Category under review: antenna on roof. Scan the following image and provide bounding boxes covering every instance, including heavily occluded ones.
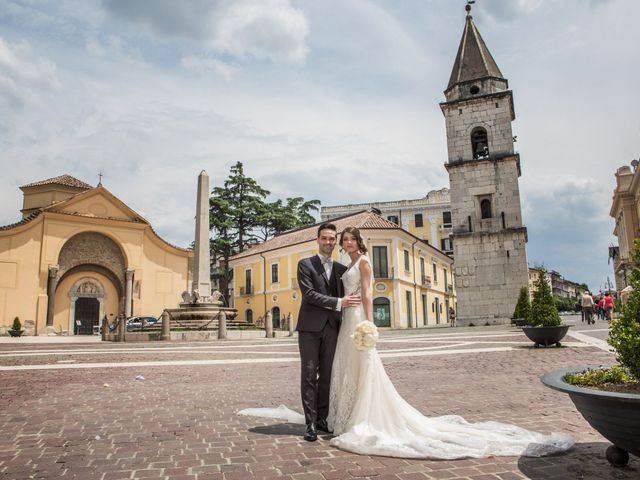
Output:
[98,172,103,187]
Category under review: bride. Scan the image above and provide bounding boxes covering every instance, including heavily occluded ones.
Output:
[240,227,574,459]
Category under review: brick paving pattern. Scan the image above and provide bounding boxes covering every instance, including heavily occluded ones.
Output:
[0,321,637,479]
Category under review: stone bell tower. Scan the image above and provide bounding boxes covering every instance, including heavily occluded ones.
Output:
[440,4,529,326]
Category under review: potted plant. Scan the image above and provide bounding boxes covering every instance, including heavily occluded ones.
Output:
[521,268,570,347]
[8,316,24,337]
[511,286,531,327]
[542,240,640,467]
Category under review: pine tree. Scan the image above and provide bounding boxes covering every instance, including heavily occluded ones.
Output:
[512,286,531,321]
[530,268,561,326]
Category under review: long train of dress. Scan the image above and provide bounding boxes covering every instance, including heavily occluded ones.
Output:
[239,255,574,459]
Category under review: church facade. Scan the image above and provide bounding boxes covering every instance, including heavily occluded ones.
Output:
[0,175,191,336]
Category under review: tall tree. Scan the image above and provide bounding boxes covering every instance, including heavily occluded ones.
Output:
[210,162,269,304]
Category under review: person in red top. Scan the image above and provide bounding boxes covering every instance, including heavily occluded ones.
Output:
[603,294,614,321]
[597,297,606,320]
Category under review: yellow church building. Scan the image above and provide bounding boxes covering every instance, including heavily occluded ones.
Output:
[229,210,456,330]
[0,175,191,336]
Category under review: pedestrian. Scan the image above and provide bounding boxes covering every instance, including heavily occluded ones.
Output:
[603,293,614,321]
[597,297,606,320]
[449,306,456,327]
[581,291,594,325]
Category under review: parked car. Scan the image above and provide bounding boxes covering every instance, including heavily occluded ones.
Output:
[126,316,160,331]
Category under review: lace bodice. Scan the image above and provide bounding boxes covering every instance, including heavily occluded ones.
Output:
[341,255,372,297]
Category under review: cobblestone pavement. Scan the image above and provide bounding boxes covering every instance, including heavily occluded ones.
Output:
[1,318,637,479]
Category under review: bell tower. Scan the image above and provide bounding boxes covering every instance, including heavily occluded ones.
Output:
[440,4,529,325]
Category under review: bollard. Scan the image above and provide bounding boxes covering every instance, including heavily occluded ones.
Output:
[265,311,273,338]
[118,314,126,342]
[287,312,294,337]
[218,311,227,339]
[161,310,171,341]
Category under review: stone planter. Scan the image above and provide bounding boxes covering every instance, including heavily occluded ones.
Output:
[522,324,569,347]
[542,366,640,466]
[8,329,24,337]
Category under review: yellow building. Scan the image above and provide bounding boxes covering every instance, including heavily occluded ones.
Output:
[0,175,191,336]
[610,164,640,292]
[321,188,453,255]
[228,210,456,329]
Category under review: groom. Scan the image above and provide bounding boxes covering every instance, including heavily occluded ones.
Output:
[296,223,360,441]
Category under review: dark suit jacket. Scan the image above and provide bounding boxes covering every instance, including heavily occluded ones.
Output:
[296,256,346,332]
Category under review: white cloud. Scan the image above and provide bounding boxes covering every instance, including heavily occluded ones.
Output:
[0,38,60,108]
[102,0,309,64]
[181,55,238,79]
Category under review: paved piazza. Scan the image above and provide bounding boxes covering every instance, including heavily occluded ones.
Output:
[1,317,637,480]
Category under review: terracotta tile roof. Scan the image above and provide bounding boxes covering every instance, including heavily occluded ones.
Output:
[230,210,403,260]
[0,210,42,231]
[20,174,93,190]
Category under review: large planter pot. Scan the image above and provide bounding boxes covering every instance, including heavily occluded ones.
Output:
[522,324,570,347]
[542,365,640,466]
[8,329,24,337]
[512,318,529,327]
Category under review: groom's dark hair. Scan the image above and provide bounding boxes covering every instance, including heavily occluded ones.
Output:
[317,222,337,237]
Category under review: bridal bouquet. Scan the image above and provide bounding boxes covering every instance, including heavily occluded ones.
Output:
[352,320,379,351]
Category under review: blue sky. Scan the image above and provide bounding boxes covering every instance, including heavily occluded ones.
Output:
[0,0,634,293]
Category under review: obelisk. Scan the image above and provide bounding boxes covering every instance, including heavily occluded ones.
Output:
[192,170,211,299]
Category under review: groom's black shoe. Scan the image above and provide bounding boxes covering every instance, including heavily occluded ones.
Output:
[304,423,317,442]
[315,419,332,434]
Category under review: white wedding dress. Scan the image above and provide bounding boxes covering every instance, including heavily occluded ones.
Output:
[239,255,574,459]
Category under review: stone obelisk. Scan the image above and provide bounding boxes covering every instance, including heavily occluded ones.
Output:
[192,170,211,299]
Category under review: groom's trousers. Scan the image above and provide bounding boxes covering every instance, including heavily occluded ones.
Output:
[298,317,339,426]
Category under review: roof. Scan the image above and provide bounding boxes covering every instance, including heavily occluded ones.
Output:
[20,174,93,190]
[230,210,445,261]
[447,13,504,90]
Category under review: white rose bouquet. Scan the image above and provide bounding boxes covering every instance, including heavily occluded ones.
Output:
[351,320,379,351]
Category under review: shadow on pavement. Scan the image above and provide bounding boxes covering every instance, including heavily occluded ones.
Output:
[518,442,639,479]
[248,422,304,436]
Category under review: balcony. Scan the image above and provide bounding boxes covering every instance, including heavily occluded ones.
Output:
[239,286,253,296]
[447,285,454,295]
[421,275,432,288]
[291,277,298,289]
[440,223,453,231]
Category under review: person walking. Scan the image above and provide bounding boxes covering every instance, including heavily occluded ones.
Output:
[581,291,595,325]
[603,293,614,321]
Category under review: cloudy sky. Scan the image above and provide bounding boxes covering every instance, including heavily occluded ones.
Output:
[0,0,634,292]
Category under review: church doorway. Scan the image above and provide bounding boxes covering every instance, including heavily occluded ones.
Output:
[272,306,281,329]
[74,297,100,335]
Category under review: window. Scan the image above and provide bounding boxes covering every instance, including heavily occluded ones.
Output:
[271,263,279,283]
[471,127,489,159]
[372,246,388,278]
[415,213,423,228]
[420,257,425,279]
[441,238,452,252]
[245,269,252,294]
[387,215,399,225]
[481,198,492,219]
[373,297,391,327]
[435,297,441,324]
[404,250,410,272]
[444,268,448,289]
[406,291,413,327]
[442,211,452,226]
[432,263,438,283]
[245,309,253,323]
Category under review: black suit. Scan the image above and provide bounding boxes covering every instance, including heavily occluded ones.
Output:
[296,255,346,426]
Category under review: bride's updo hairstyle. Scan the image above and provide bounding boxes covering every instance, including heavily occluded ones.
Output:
[340,227,368,254]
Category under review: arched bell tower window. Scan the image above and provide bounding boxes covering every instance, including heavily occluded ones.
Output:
[480,199,492,219]
[471,127,489,159]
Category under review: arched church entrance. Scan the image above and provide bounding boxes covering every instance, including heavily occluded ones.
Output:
[48,231,129,334]
[69,277,106,335]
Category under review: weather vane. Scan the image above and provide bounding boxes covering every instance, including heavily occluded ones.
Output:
[466,0,475,15]
[98,172,103,187]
